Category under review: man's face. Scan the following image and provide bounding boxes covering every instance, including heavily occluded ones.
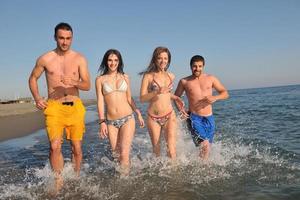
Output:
[55,29,73,52]
[191,61,204,77]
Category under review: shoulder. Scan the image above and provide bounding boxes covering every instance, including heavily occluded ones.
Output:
[36,50,55,66]
[122,73,129,78]
[71,50,87,63]
[180,75,192,83]
[167,72,175,80]
[96,75,105,83]
[141,73,153,86]
[142,72,152,80]
[205,74,218,81]
[37,50,54,61]
[122,73,130,81]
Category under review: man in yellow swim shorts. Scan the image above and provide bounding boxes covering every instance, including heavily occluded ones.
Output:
[44,100,86,141]
[28,22,90,192]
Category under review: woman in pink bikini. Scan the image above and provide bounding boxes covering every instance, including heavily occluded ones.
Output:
[140,46,182,159]
[96,49,144,174]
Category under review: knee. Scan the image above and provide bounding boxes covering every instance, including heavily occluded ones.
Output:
[50,141,61,154]
[72,145,82,157]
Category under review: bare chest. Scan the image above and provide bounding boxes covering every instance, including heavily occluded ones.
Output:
[45,57,80,78]
[185,79,213,97]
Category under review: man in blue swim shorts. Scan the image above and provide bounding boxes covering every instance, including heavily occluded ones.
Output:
[174,55,229,160]
[187,113,215,146]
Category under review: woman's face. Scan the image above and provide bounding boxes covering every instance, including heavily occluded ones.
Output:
[155,52,169,71]
[107,54,119,72]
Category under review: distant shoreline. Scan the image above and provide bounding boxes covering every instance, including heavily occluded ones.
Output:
[0,99,96,142]
[228,83,300,92]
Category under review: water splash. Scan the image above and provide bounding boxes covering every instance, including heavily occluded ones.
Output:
[1,96,300,199]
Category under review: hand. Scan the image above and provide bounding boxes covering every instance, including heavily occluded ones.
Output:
[135,109,145,128]
[174,96,184,109]
[137,114,145,128]
[99,123,108,139]
[179,109,189,120]
[61,76,77,86]
[195,96,216,110]
[35,97,47,110]
[203,96,217,104]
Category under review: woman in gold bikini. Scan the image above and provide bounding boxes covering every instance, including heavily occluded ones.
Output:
[140,46,182,159]
[96,49,144,174]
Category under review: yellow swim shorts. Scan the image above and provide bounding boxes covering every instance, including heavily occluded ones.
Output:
[43,99,86,141]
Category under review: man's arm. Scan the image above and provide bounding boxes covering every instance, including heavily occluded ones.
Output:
[174,79,186,110]
[205,76,229,104]
[174,79,185,97]
[213,76,229,100]
[173,79,189,119]
[76,56,91,91]
[28,58,47,109]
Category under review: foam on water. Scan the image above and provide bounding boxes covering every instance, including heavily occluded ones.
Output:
[1,119,299,199]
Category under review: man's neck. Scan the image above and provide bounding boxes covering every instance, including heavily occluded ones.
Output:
[55,48,71,56]
[192,73,203,80]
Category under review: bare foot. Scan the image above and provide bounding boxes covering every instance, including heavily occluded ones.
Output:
[49,175,63,196]
[117,164,130,178]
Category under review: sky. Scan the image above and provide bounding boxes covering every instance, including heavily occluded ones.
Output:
[0,0,299,99]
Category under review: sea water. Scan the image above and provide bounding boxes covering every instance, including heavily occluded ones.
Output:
[0,85,299,200]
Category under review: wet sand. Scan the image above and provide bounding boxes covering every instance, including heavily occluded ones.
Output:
[0,99,96,142]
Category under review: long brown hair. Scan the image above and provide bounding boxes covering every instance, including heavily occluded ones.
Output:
[98,49,125,75]
[139,46,171,75]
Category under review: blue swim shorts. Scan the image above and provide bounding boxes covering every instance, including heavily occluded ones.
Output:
[186,113,215,146]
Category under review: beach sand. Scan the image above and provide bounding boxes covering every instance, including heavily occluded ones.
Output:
[0,99,96,142]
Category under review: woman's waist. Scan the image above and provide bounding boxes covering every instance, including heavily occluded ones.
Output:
[147,105,174,117]
[106,107,133,120]
[150,98,172,107]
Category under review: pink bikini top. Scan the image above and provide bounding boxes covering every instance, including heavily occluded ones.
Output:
[148,73,173,92]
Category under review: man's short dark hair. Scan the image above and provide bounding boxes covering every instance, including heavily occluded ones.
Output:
[190,55,205,67]
[54,22,73,38]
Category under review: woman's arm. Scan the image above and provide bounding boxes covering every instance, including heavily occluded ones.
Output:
[95,76,108,138]
[139,73,159,103]
[125,75,145,127]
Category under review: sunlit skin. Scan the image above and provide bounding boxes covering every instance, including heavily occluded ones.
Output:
[96,52,144,175]
[28,26,91,193]
[156,52,169,72]
[55,29,73,53]
[107,54,119,73]
[191,61,204,77]
[174,59,229,160]
[140,51,178,159]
